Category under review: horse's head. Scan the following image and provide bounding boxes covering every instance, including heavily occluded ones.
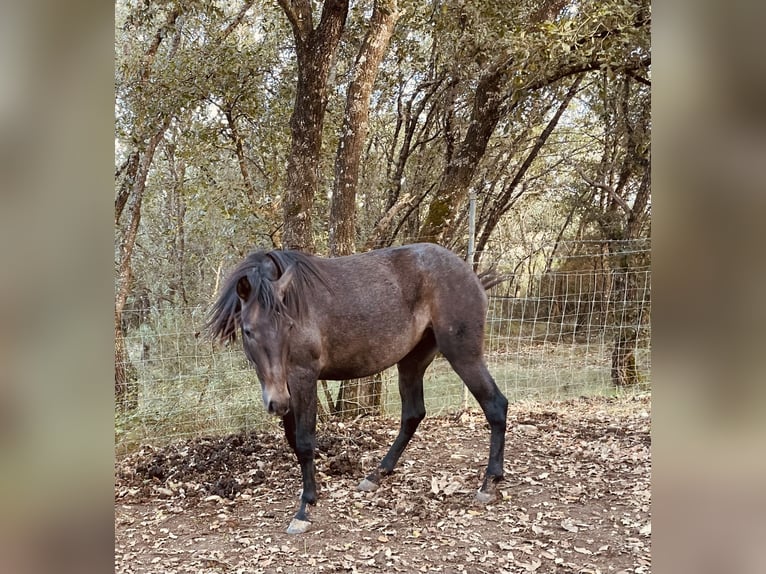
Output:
[207,250,328,417]
[236,264,296,417]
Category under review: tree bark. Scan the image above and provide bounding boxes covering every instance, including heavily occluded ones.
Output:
[334,373,383,420]
[329,0,398,416]
[115,151,139,225]
[278,0,350,252]
[329,0,398,256]
[115,123,169,408]
[610,253,643,386]
[417,59,508,244]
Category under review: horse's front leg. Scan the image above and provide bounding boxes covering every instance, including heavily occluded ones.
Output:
[284,376,318,534]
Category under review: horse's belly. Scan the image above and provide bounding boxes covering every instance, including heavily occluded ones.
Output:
[319,310,430,379]
[318,339,413,379]
[318,364,384,381]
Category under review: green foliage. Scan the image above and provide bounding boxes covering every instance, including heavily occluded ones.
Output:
[116,0,650,266]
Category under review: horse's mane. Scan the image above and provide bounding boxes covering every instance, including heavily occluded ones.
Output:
[205,250,330,343]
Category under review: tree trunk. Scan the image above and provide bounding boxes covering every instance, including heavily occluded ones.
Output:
[588,74,650,386]
[115,151,139,225]
[329,0,398,415]
[329,0,398,256]
[225,106,259,213]
[166,141,187,305]
[335,373,383,420]
[610,265,642,386]
[278,0,349,252]
[417,60,507,244]
[115,123,168,407]
[334,378,360,417]
[611,331,640,386]
[114,310,138,409]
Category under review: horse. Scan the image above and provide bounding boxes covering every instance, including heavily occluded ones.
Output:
[206,243,508,534]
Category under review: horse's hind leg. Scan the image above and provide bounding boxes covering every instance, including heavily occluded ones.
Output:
[358,332,437,492]
[444,355,508,502]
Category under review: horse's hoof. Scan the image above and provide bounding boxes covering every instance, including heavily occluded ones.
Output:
[475,489,495,504]
[357,478,379,492]
[286,518,312,534]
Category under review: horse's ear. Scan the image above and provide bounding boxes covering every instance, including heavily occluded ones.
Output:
[236,275,252,301]
[274,264,295,302]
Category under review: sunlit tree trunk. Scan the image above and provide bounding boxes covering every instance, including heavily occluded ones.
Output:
[115,124,168,409]
[329,0,398,418]
[329,0,398,256]
[278,0,349,252]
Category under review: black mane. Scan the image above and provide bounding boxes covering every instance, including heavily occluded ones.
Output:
[205,249,330,343]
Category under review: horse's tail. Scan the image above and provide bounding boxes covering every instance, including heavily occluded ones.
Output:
[477,267,511,291]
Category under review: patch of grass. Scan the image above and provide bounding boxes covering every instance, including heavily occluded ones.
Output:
[116,342,280,453]
[380,345,650,417]
[116,307,650,454]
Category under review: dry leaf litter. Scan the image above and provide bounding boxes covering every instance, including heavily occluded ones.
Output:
[116,395,651,573]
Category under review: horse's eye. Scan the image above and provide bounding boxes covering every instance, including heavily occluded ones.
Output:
[243,328,253,338]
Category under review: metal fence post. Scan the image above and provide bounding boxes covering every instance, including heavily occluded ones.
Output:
[463,191,477,410]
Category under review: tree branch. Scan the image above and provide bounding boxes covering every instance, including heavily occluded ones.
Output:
[575,167,631,214]
[219,0,256,43]
[138,8,181,84]
[276,0,312,45]
[625,68,651,86]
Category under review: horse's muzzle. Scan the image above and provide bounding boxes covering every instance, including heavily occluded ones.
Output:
[262,382,291,417]
[266,397,290,417]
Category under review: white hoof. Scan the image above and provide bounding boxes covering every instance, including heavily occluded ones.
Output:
[357,478,379,492]
[286,518,311,534]
[475,489,494,504]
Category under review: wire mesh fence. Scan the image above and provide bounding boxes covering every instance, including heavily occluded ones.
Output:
[115,240,650,453]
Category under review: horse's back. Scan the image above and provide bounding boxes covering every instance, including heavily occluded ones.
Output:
[393,243,487,307]
[309,243,486,377]
[331,242,488,335]
[324,243,484,307]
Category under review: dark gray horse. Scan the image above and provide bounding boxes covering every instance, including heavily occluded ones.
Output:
[206,243,507,533]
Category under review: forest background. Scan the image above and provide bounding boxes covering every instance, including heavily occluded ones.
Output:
[114,0,651,433]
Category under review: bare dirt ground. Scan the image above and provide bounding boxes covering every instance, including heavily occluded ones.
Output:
[115,395,650,574]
